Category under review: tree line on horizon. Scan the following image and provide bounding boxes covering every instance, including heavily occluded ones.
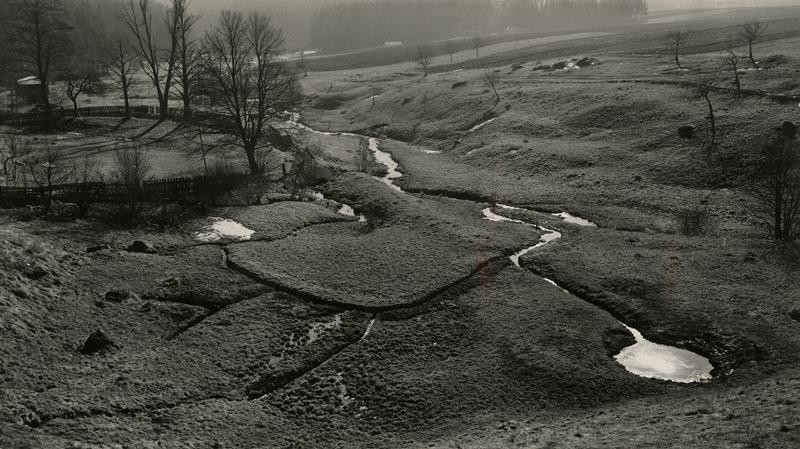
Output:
[309,0,648,52]
[0,0,649,77]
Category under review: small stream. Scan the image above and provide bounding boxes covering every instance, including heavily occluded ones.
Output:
[481,204,712,383]
[286,113,713,383]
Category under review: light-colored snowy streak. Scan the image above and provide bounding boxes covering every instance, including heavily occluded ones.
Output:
[307,315,343,344]
[309,190,367,223]
[361,319,377,341]
[196,218,255,242]
[468,117,496,133]
[552,212,597,227]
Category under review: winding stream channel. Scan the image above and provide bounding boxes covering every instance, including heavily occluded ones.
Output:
[273,115,714,383]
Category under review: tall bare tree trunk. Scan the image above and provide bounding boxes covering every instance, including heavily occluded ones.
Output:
[705,96,715,149]
[775,181,783,240]
[245,145,260,175]
[123,89,131,117]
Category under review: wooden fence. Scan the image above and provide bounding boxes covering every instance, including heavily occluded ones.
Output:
[0,105,191,126]
[0,172,250,208]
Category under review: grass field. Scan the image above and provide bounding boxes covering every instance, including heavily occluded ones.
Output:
[4,6,800,449]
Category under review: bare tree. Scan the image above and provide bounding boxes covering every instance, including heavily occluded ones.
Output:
[72,156,102,216]
[290,144,321,196]
[667,29,687,69]
[739,21,767,67]
[747,122,800,242]
[108,37,138,118]
[370,86,380,108]
[693,77,718,151]
[112,145,152,221]
[444,39,457,65]
[64,61,103,117]
[1,132,33,184]
[11,0,74,128]
[0,1,12,87]
[173,0,199,118]
[191,122,212,177]
[482,69,500,103]
[471,35,482,59]
[122,0,180,120]
[201,11,301,175]
[723,46,742,96]
[415,45,433,77]
[23,142,73,214]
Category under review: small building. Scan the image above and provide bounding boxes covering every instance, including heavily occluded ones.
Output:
[15,76,44,105]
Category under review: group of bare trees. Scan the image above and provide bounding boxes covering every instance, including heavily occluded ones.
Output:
[3,0,199,122]
[668,21,768,72]
[0,129,159,219]
[748,123,800,245]
[673,21,771,152]
[10,0,75,127]
[120,0,197,119]
[119,1,301,175]
[668,21,798,246]
[0,132,103,215]
[4,0,301,176]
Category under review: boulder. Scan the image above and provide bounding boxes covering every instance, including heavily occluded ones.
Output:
[510,62,524,72]
[79,330,116,355]
[551,61,568,70]
[789,308,800,323]
[127,240,155,254]
[532,64,551,71]
[678,125,696,139]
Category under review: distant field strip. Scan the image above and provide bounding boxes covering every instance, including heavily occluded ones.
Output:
[306,30,615,71]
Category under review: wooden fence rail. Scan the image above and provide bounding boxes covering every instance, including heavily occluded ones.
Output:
[0,172,250,208]
[0,105,190,126]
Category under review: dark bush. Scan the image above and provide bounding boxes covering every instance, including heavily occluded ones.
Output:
[312,95,348,110]
[676,207,714,236]
[678,125,696,139]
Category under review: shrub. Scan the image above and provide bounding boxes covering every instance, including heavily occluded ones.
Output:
[111,145,151,223]
[290,144,323,196]
[360,199,390,231]
[676,207,714,236]
[72,156,102,217]
[197,160,243,205]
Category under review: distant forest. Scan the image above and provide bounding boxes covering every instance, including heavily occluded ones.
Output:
[309,0,649,52]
